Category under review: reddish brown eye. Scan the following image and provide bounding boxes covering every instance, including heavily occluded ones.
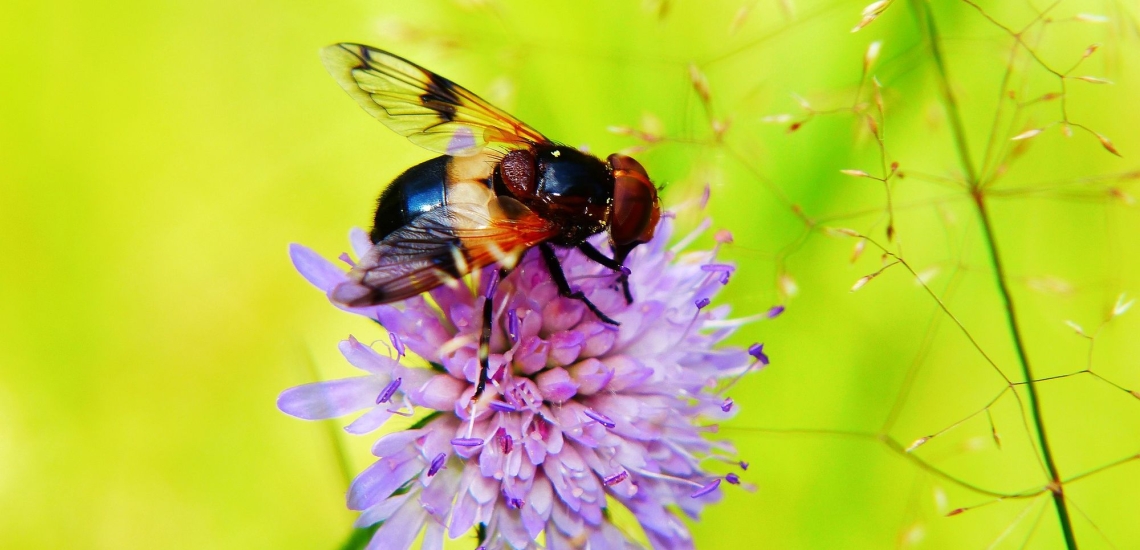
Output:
[500,149,536,197]
[608,154,660,246]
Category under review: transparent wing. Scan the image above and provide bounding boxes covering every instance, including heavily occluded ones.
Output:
[330,197,559,307]
[321,43,551,156]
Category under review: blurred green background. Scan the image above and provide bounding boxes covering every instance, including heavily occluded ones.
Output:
[2,0,1138,548]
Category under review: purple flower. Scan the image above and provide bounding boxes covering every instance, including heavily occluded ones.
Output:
[281,216,760,549]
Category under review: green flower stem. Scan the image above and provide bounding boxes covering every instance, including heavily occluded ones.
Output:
[908,0,1078,547]
[908,0,978,186]
[973,192,1078,549]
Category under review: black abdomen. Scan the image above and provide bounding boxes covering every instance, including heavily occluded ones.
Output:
[371,156,449,243]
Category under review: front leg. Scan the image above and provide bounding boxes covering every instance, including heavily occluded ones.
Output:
[577,242,634,305]
[540,243,620,326]
[474,267,510,400]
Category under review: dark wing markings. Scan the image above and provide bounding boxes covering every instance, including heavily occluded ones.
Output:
[321,43,551,156]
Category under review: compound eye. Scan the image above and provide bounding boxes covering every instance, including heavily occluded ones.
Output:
[608,154,660,246]
[500,149,536,197]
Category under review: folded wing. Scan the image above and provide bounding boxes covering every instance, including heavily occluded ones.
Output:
[331,196,559,307]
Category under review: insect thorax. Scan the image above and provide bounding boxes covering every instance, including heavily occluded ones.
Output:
[533,146,612,245]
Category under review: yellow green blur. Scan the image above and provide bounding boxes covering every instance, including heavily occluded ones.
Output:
[2,0,1138,548]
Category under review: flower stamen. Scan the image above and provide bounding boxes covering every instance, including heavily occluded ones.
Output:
[690,478,721,498]
[428,453,447,476]
[389,332,405,358]
[717,343,769,395]
[603,471,629,486]
[583,409,616,429]
[495,427,513,454]
[376,378,401,404]
[507,309,519,343]
[450,437,484,448]
[631,467,705,489]
[489,401,516,413]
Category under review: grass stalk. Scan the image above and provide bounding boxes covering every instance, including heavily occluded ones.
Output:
[907,1,1078,547]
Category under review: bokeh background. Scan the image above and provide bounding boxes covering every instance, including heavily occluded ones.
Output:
[3,0,1139,548]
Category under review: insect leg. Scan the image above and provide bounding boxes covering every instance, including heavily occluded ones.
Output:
[540,243,620,325]
[577,241,626,271]
[474,267,511,400]
[576,242,634,305]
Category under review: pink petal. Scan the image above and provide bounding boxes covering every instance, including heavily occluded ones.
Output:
[289,243,347,292]
[499,510,532,549]
[344,406,394,434]
[535,368,579,403]
[568,358,613,395]
[542,298,584,333]
[354,493,410,528]
[277,377,383,420]
[339,336,400,375]
[548,331,584,366]
[411,374,467,411]
[371,429,424,458]
[578,322,617,357]
[601,356,654,392]
[366,496,427,550]
[421,524,444,550]
[420,466,461,522]
[513,336,549,375]
[349,458,421,511]
[448,492,478,538]
[349,227,372,258]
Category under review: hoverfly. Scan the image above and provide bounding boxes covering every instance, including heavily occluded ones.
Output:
[320,44,661,399]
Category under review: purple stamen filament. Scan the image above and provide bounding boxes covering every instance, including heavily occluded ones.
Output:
[489,401,516,413]
[495,427,513,454]
[450,437,484,447]
[389,332,405,358]
[748,343,769,365]
[583,409,616,429]
[507,309,519,343]
[690,478,721,498]
[631,467,703,487]
[604,471,629,486]
[376,377,401,404]
[717,342,771,397]
[428,453,446,476]
[484,269,500,300]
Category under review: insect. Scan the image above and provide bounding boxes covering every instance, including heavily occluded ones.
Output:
[320,43,660,399]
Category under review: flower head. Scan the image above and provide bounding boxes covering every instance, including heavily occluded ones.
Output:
[281,215,763,549]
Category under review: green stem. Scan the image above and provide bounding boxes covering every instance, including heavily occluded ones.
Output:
[973,193,1078,549]
[908,0,978,186]
[908,1,1078,547]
